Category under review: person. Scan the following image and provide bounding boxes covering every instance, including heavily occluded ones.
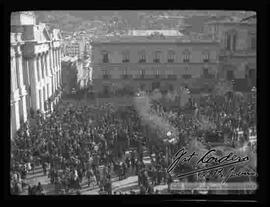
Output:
[42,161,47,176]
[36,182,44,195]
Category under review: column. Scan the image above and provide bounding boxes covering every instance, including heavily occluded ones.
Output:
[42,53,48,102]
[11,101,20,138]
[29,57,40,110]
[46,52,52,97]
[37,55,43,81]
[39,86,44,113]
[15,46,28,123]
[59,49,62,86]
[49,48,55,95]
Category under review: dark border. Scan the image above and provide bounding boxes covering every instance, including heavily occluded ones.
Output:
[2,0,270,205]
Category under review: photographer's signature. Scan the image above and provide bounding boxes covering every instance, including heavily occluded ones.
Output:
[167,148,257,183]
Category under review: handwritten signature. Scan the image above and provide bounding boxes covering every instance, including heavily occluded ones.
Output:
[167,148,256,183]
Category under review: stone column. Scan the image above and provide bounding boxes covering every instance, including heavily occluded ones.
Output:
[37,54,43,81]
[15,45,28,123]
[10,99,20,139]
[29,57,40,111]
[10,46,20,139]
[46,52,52,97]
[42,53,48,102]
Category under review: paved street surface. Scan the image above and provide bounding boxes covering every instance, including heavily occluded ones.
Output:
[20,165,169,195]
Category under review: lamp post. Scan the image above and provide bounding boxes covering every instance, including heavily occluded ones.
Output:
[165,131,172,165]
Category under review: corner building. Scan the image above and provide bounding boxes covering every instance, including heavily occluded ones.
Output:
[10,12,62,140]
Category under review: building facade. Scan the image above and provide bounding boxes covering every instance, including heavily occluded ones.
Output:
[204,15,256,91]
[62,56,92,94]
[90,34,220,94]
[10,12,62,140]
[64,41,85,58]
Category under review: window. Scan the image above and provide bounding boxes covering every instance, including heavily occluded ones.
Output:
[232,34,237,51]
[182,74,192,79]
[153,51,161,63]
[122,68,128,79]
[183,50,190,63]
[251,36,256,50]
[138,50,146,63]
[122,51,130,63]
[226,70,234,81]
[103,70,110,79]
[226,32,231,50]
[140,69,145,78]
[102,51,109,63]
[155,70,160,79]
[168,50,175,63]
[202,50,210,62]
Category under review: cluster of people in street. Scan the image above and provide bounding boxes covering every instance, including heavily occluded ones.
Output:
[10,88,256,195]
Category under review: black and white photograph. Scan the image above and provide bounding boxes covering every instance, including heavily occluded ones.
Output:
[9,10,257,196]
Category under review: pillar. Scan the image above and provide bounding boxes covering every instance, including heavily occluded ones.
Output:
[46,52,52,97]
[11,100,20,139]
[42,53,48,102]
[15,46,28,123]
[29,57,40,110]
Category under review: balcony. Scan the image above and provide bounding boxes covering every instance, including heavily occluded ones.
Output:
[153,59,160,63]
[139,59,146,63]
[203,59,210,63]
[202,73,215,79]
[134,75,146,80]
[103,74,111,79]
[121,74,132,79]
[168,59,174,63]
[122,59,130,63]
[167,75,177,80]
[182,74,192,80]
[183,59,190,63]
[102,58,109,63]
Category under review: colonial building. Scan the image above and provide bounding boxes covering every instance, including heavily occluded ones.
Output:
[10,11,62,140]
[204,15,256,91]
[90,32,220,94]
[62,56,92,94]
[64,40,86,58]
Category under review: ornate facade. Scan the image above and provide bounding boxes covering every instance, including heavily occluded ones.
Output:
[10,12,62,140]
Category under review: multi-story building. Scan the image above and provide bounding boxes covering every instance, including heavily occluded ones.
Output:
[64,41,85,58]
[61,56,92,94]
[90,32,220,94]
[204,14,256,91]
[10,11,62,140]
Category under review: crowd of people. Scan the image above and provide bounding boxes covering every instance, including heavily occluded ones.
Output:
[10,88,256,195]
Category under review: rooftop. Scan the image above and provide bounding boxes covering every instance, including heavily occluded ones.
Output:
[205,15,256,25]
[127,29,183,36]
[91,33,218,44]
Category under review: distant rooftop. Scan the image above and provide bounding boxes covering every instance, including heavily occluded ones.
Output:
[91,32,218,44]
[128,29,183,36]
[205,15,256,25]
